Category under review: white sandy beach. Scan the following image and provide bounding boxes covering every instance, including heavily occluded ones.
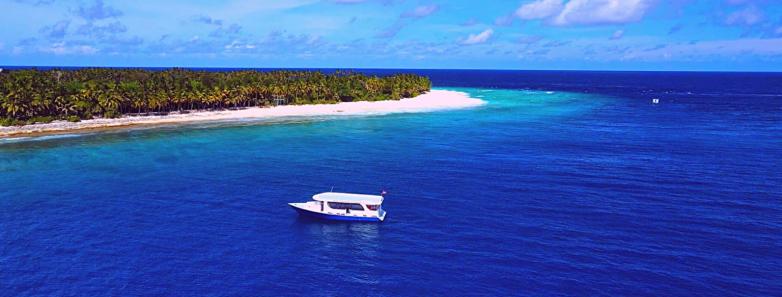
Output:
[0,90,484,137]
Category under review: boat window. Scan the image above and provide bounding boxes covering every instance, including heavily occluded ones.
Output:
[327,202,365,211]
[366,205,380,211]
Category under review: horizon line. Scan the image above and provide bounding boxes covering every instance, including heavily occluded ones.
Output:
[1,65,781,74]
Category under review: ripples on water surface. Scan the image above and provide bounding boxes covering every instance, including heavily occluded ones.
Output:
[1,70,781,296]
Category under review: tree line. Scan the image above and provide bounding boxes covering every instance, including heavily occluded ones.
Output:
[0,68,432,126]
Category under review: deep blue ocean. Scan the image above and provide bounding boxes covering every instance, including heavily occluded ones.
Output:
[1,70,781,296]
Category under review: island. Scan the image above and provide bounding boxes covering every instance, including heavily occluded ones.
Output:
[0,68,484,137]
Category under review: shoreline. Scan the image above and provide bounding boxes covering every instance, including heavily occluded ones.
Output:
[0,90,484,138]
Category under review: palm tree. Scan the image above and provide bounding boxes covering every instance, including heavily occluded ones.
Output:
[0,68,431,124]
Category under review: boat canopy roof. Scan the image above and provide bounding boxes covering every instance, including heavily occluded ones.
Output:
[313,192,383,204]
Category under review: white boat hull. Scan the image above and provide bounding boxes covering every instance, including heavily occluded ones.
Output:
[289,202,386,222]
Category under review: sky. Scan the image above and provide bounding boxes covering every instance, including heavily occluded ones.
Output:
[2,0,782,71]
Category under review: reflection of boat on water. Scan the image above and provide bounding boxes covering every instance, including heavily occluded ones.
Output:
[289,191,387,222]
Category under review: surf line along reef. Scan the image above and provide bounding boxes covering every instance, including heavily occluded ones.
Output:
[0,68,432,127]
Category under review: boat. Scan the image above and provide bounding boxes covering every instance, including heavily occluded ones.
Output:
[289,191,387,222]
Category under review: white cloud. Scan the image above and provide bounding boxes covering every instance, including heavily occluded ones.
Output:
[724,5,764,26]
[515,0,563,20]
[224,40,256,50]
[193,15,224,26]
[377,4,439,38]
[41,42,98,55]
[401,5,439,18]
[553,0,655,26]
[75,0,123,21]
[610,29,624,40]
[462,29,494,45]
[513,0,656,26]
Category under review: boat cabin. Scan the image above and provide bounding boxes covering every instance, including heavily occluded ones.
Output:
[289,192,387,222]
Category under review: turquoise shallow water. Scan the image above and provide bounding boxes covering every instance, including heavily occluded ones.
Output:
[1,80,781,296]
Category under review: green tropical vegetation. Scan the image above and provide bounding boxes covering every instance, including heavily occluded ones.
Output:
[0,68,432,126]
